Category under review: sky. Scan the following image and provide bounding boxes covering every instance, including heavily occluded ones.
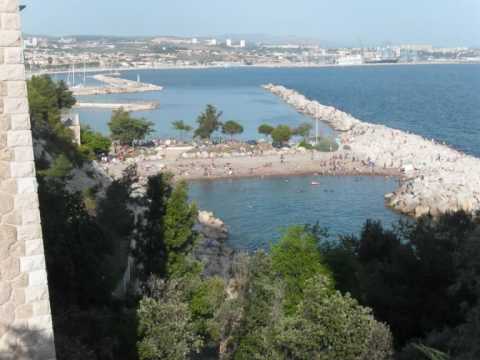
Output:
[21,0,480,47]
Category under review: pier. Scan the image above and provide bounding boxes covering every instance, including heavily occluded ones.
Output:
[263,84,480,217]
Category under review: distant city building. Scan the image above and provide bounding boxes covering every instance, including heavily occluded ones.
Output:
[400,44,433,52]
[205,38,217,46]
[191,38,198,44]
[226,38,232,47]
[239,40,246,48]
[337,54,364,66]
[24,37,38,48]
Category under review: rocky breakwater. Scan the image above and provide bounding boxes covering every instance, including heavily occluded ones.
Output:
[263,84,480,217]
[72,75,162,96]
[194,211,235,278]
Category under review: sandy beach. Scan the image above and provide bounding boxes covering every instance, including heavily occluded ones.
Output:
[103,144,399,183]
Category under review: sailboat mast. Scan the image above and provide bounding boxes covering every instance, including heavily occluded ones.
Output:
[72,63,75,87]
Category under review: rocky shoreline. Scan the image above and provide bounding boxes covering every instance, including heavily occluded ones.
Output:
[264,84,480,217]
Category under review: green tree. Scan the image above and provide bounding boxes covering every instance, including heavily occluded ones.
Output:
[258,123,274,138]
[275,275,393,360]
[233,252,281,360]
[172,120,193,140]
[271,125,292,145]
[194,104,222,140]
[134,173,174,281]
[108,108,154,145]
[80,125,111,157]
[137,295,201,360]
[27,75,82,164]
[293,122,312,141]
[222,120,244,140]
[38,176,114,309]
[164,180,199,277]
[39,154,73,179]
[55,80,76,109]
[271,226,333,312]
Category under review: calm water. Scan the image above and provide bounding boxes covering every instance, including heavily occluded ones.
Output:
[71,65,479,248]
[77,64,480,155]
[189,176,401,250]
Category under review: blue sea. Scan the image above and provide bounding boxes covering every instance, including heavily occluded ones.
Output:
[69,64,480,248]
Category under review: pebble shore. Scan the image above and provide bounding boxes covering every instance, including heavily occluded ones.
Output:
[264,84,480,217]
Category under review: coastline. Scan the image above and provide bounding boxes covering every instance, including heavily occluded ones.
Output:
[264,84,480,217]
[28,60,480,77]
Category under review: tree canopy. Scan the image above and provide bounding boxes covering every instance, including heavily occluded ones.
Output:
[271,125,292,145]
[80,125,111,158]
[222,120,244,139]
[172,120,193,140]
[258,123,274,137]
[194,104,223,140]
[108,108,154,145]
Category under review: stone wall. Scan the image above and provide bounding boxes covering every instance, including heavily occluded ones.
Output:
[0,1,56,359]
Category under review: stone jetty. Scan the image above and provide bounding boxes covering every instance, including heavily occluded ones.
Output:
[74,101,159,112]
[72,74,162,96]
[263,84,480,217]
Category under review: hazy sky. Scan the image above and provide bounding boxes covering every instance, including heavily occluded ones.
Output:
[21,0,480,46]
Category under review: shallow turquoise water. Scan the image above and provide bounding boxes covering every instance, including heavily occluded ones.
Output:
[189,175,401,250]
[69,65,479,249]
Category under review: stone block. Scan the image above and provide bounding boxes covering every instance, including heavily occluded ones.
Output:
[33,300,51,317]
[27,314,53,330]
[25,239,44,256]
[2,13,20,30]
[0,160,10,181]
[13,287,25,306]
[17,224,42,242]
[4,97,28,114]
[0,223,16,243]
[0,81,6,96]
[24,286,48,304]
[19,255,45,273]
[0,0,19,13]
[14,193,39,210]
[17,177,37,194]
[0,229,15,260]
[28,270,47,287]
[0,30,20,46]
[2,209,22,225]
[7,81,26,98]
[0,63,24,80]
[8,237,24,257]
[0,192,14,214]
[0,147,12,161]
[10,113,30,130]
[0,114,11,131]
[22,209,41,225]
[7,130,32,147]
[0,283,11,305]
[11,272,27,288]
[4,47,22,64]
[14,146,34,161]
[0,177,16,193]
[15,303,33,319]
[0,302,15,325]
[10,161,34,178]
[1,256,20,280]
